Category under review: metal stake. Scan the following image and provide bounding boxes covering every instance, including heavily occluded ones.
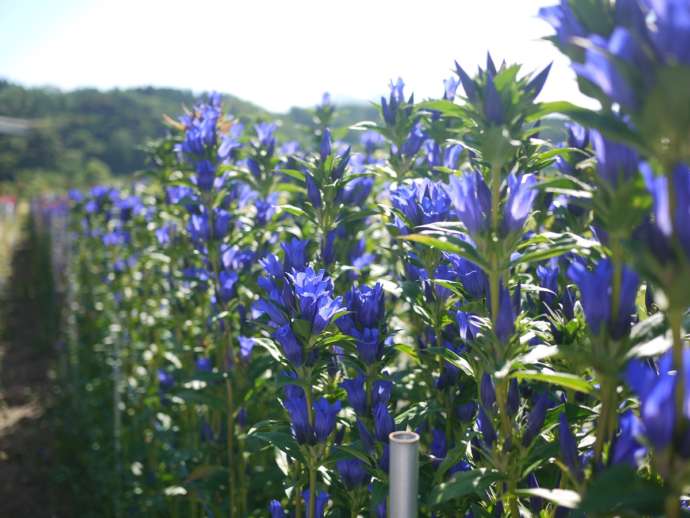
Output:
[389,431,420,518]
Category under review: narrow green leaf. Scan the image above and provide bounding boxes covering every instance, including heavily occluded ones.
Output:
[515,488,581,509]
[428,469,504,506]
[253,432,306,463]
[579,465,667,514]
[512,370,594,393]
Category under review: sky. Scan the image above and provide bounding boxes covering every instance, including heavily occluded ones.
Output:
[0,0,593,113]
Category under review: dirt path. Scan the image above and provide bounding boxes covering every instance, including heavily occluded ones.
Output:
[0,218,64,517]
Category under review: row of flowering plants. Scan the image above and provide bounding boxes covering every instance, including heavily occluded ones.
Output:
[61,0,690,516]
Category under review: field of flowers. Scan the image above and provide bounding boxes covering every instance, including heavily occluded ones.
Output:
[52,1,690,516]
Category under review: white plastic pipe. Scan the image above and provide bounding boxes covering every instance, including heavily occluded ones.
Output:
[389,430,420,518]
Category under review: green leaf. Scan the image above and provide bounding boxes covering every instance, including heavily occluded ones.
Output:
[511,370,594,393]
[185,465,226,483]
[252,432,306,463]
[528,101,648,153]
[417,99,466,119]
[394,343,420,364]
[428,469,504,506]
[515,488,581,509]
[277,204,308,218]
[510,244,578,267]
[400,234,487,269]
[331,445,372,466]
[437,347,474,377]
[579,465,667,515]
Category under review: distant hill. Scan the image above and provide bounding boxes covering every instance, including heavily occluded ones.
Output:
[0,80,379,186]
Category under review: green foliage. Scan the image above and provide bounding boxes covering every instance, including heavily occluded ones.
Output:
[0,79,378,189]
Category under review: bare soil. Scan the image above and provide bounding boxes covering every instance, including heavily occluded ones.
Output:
[0,231,64,516]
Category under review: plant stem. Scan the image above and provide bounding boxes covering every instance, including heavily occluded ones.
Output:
[593,376,616,464]
[670,308,685,435]
[226,378,236,517]
[308,464,317,518]
[666,494,680,518]
[295,474,302,518]
[496,379,518,516]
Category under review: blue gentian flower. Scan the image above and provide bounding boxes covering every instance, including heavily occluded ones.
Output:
[430,429,447,467]
[390,180,452,234]
[401,121,426,158]
[590,130,639,187]
[195,357,212,373]
[187,213,210,243]
[446,254,487,299]
[611,409,647,467]
[528,473,543,514]
[478,406,496,447]
[320,128,332,162]
[649,0,690,65]
[502,174,537,235]
[444,144,463,170]
[457,401,477,422]
[313,398,341,442]
[155,224,175,246]
[443,76,460,100]
[195,159,216,192]
[446,172,491,236]
[284,389,311,444]
[480,373,496,410]
[166,185,196,206]
[522,392,550,446]
[456,310,480,342]
[302,490,329,518]
[526,63,552,98]
[238,336,255,361]
[345,283,384,328]
[337,283,386,364]
[255,122,277,154]
[282,238,310,272]
[352,327,382,364]
[321,230,336,266]
[381,78,409,127]
[539,1,586,48]
[218,270,238,302]
[372,379,392,406]
[567,258,639,339]
[341,175,373,205]
[357,418,375,452]
[306,173,322,208]
[342,375,367,416]
[218,122,243,160]
[454,61,479,103]
[642,162,690,262]
[116,195,142,222]
[492,284,516,343]
[337,458,370,489]
[158,369,175,391]
[289,268,344,334]
[626,349,690,452]
[483,72,504,125]
[200,419,215,443]
[102,229,130,247]
[559,413,582,480]
[269,500,285,518]
[537,261,560,310]
[361,130,384,155]
[373,403,395,442]
[274,324,304,366]
[572,29,644,110]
